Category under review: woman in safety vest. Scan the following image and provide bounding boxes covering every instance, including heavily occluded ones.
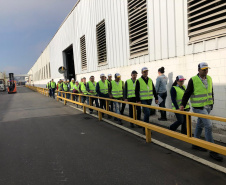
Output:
[169,75,190,134]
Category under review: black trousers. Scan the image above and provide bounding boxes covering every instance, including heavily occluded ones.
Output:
[128,97,141,120]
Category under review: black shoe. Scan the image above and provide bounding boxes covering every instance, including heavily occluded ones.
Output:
[130,123,135,128]
[90,111,93,114]
[209,151,223,162]
[158,118,167,121]
[118,120,122,125]
[192,145,208,152]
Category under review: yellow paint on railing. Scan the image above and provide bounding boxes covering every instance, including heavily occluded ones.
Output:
[26,85,226,156]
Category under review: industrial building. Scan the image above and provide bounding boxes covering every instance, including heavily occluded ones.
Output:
[28,0,226,140]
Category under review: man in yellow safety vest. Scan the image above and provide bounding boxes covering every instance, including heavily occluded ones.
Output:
[86,76,99,114]
[135,67,158,126]
[124,70,141,128]
[180,62,223,162]
[109,73,124,125]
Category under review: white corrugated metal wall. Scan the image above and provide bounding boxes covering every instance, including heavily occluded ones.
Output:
[27,0,226,142]
[29,0,226,81]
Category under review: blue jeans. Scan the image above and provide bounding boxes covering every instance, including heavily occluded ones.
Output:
[193,107,214,143]
[141,99,153,123]
[63,92,70,99]
[82,96,86,103]
[158,92,167,119]
[87,95,99,112]
[113,101,121,121]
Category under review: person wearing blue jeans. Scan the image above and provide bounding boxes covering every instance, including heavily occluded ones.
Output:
[141,99,153,123]
[193,107,213,142]
[180,62,223,162]
[156,67,168,121]
[135,67,159,133]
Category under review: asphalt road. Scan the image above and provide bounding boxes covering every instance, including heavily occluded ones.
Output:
[0,87,225,185]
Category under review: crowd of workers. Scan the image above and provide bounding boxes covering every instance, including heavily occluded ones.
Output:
[46,62,223,162]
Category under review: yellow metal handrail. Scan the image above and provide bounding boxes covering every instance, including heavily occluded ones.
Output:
[26,85,226,155]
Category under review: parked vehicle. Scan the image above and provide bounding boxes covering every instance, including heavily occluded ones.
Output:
[0,79,6,91]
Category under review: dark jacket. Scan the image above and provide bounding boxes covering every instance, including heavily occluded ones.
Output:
[181,74,214,109]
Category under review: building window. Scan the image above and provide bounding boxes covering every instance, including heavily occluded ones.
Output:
[80,35,87,69]
[128,0,148,58]
[96,20,107,64]
[188,0,226,42]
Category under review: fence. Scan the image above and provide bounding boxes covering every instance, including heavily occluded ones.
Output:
[26,85,226,156]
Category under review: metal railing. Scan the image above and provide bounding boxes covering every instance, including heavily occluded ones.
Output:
[26,85,226,156]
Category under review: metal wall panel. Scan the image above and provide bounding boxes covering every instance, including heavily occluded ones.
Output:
[29,0,226,83]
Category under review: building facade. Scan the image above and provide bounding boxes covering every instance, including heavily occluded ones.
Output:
[28,0,226,141]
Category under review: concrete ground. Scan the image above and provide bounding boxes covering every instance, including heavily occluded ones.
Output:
[0,87,225,185]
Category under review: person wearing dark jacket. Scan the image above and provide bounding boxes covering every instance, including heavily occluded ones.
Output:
[169,75,190,134]
[135,67,158,125]
[180,62,223,162]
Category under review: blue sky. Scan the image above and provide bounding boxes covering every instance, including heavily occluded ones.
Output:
[0,0,77,75]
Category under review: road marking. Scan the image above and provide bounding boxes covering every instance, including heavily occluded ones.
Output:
[60,101,226,174]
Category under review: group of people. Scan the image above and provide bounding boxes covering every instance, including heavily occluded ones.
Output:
[47,62,223,161]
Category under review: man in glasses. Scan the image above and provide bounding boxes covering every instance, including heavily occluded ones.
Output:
[180,62,223,162]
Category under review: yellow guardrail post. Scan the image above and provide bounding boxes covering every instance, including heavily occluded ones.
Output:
[145,128,152,143]
[98,111,102,121]
[64,92,67,105]
[133,105,137,120]
[106,100,109,111]
[186,115,192,137]
[83,103,86,114]
[89,97,92,106]
[79,95,81,103]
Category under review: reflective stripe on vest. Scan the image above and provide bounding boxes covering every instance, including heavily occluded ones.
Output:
[171,85,190,110]
[88,81,97,95]
[80,82,88,94]
[190,75,213,107]
[70,82,78,91]
[58,83,62,91]
[47,83,51,89]
[111,80,123,98]
[98,80,108,94]
[138,77,153,100]
[70,82,73,91]
[51,82,56,89]
[126,79,136,98]
[63,83,68,91]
